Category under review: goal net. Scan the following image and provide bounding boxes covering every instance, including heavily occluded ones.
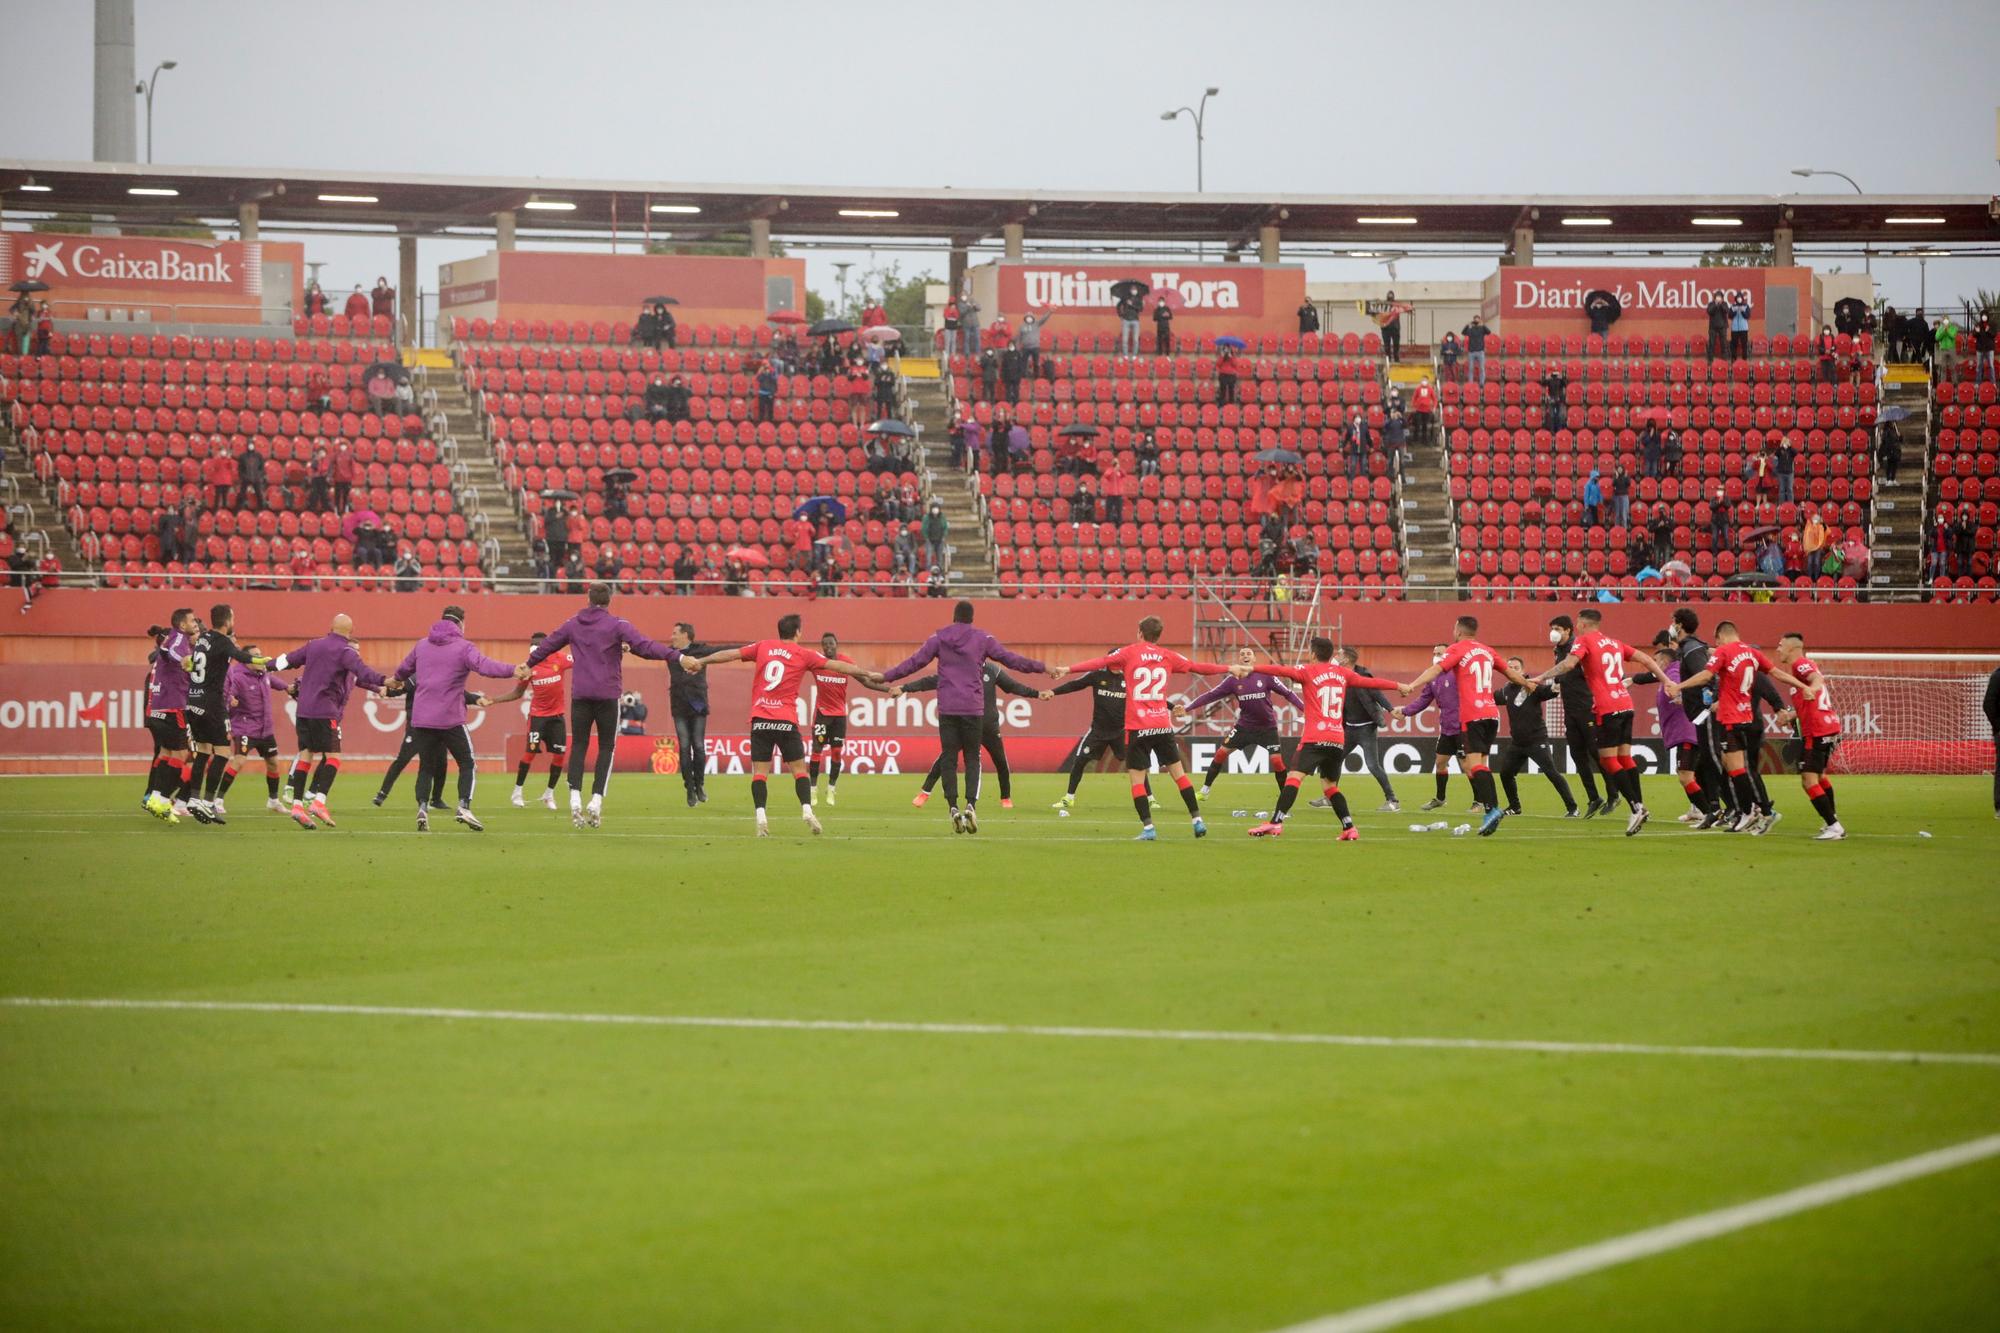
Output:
[1808,654,1995,776]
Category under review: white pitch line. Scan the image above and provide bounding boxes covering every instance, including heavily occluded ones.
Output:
[1264,1130,2000,1333]
[4,997,1998,1068]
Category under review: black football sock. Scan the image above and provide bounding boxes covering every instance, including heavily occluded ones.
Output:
[515,759,533,789]
[1271,758,1289,793]
[1501,770,1522,810]
[828,757,841,788]
[1434,771,1449,802]
[265,772,282,800]
[289,760,311,803]
[1067,759,1087,796]
[795,775,813,808]
[751,775,768,811]
[1623,765,1646,807]
[1820,779,1836,818]
[1131,783,1152,825]
[310,758,339,798]
[1470,769,1498,811]
[1807,785,1836,824]
[1271,776,1303,821]
[1175,775,1199,816]
[175,761,195,801]
[1728,769,1757,814]
[808,758,822,783]
[148,757,178,797]
[1202,749,1229,789]
[184,753,210,800]
[1325,785,1353,827]
[217,764,239,798]
[923,756,944,794]
[202,753,228,800]
[546,758,562,790]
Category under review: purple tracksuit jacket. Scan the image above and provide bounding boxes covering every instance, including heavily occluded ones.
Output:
[394,621,517,729]
[224,660,287,738]
[1186,670,1303,731]
[1653,659,1698,748]
[883,622,1046,716]
[1403,671,1461,735]
[147,628,193,712]
[276,632,387,720]
[526,604,680,701]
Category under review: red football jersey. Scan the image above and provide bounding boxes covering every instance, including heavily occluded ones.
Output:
[527,648,572,718]
[1068,643,1224,731]
[1265,661,1387,744]
[1786,655,1841,739]
[812,653,854,717]
[1709,640,1774,727]
[742,640,828,722]
[1568,629,1636,717]
[1435,639,1503,723]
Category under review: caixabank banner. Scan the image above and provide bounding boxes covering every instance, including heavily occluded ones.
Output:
[0,232,304,322]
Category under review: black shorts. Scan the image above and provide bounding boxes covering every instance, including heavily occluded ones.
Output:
[1594,710,1635,749]
[1125,727,1182,771]
[1460,718,1499,759]
[1436,731,1464,758]
[526,714,567,754]
[1563,712,1598,751]
[296,716,343,753]
[1073,728,1127,765]
[1799,735,1840,773]
[233,733,278,760]
[1221,725,1283,755]
[1717,722,1755,756]
[187,705,231,748]
[1673,741,1702,772]
[1295,741,1347,781]
[812,715,848,750]
[145,708,188,750]
[750,719,805,764]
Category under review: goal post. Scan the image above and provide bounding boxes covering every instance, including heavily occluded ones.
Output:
[1810,653,1996,776]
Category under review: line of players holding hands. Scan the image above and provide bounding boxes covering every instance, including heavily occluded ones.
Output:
[135,583,1846,841]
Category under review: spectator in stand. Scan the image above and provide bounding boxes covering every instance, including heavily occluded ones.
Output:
[673,547,699,592]
[1461,316,1489,385]
[1801,510,1828,570]
[1297,299,1320,335]
[10,291,34,354]
[892,524,918,581]
[156,506,184,564]
[872,361,899,418]
[1019,314,1042,375]
[1661,427,1684,479]
[1000,342,1024,401]
[1773,437,1796,504]
[923,501,949,570]
[1344,408,1370,480]
[1583,469,1604,527]
[1382,410,1407,482]
[1972,313,1996,382]
[1747,446,1773,500]
[1709,486,1734,551]
[860,300,888,330]
[307,364,331,411]
[1755,533,1785,576]
[371,277,395,324]
[1909,312,1935,370]
[1409,376,1436,446]
[754,364,777,423]
[1935,317,1960,377]
[940,297,960,362]
[342,285,371,322]
[1379,291,1406,363]
[925,564,948,598]
[303,280,328,318]
[1611,463,1632,527]
[1629,525,1660,576]
[394,547,421,592]
[1007,420,1031,473]
[1639,423,1663,479]
[1953,509,1978,576]
[1650,510,1675,568]
[979,346,1000,400]
[595,547,620,582]
[845,363,872,426]
[1541,366,1569,432]
[961,416,987,474]
[1927,517,1952,581]
[1877,420,1903,484]
[1816,327,1839,384]
[1115,287,1144,356]
[958,298,980,364]
[632,302,661,348]
[656,302,677,349]
[1705,293,1730,359]
[1727,292,1752,360]
[1072,475,1098,524]
[395,376,415,413]
[544,500,570,572]
[234,441,266,511]
[1438,330,1461,383]
[1102,456,1130,523]
[331,442,355,513]
[1216,348,1241,406]
[31,301,53,355]
[563,547,586,594]
[1135,430,1162,478]
[1153,297,1175,354]
[204,447,237,510]
[1881,305,1903,361]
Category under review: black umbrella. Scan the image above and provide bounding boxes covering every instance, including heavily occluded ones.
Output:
[645,296,680,306]
[539,488,580,501]
[1723,570,1784,588]
[1833,297,1869,335]
[809,318,857,337]
[865,419,917,438]
[603,468,638,484]
[1583,289,1623,328]
[9,279,50,294]
[1108,280,1149,301]
[1057,423,1103,437]
[1253,447,1305,465]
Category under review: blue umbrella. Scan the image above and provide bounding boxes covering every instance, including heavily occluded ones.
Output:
[793,496,847,524]
[1214,335,1248,351]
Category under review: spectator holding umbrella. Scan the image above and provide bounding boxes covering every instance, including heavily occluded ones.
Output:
[1153,296,1175,354]
[1216,345,1242,406]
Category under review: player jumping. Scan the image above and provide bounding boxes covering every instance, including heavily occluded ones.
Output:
[1180,646,1304,803]
[1046,657,1146,815]
[1771,632,1847,840]
[487,631,572,808]
[1243,637,1403,839]
[1059,616,1243,841]
[141,608,198,822]
[809,632,859,806]
[1672,622,1811,835]
[1397,617,1541,836]
[898,662,1040,809]
[1535,608,1671,836]
[270,613,398,830]
[222,646,290,814]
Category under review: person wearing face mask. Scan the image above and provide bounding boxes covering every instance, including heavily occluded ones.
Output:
[1665,607,1727,826]
[1546,615,1609,817]
[1401,643,1464,812]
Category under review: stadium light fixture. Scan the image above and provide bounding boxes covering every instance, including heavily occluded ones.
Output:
[1690,216,1742,226]
[1356,216,1417,225]
[127,186,179,197]
[18,179,51,192]
[318,194,378,204]
[524,199,576,211]
[838,208,900,218]
[137,60,178,164]
[650,204,702,214]
[1883,216,1946,225]
[1561,217,1613,227]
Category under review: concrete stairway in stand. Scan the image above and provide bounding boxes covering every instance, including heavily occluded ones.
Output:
[1397,427,1458,600]
[903,379,995,587]
[423,366,536,581]
[1868,369,1930,598]
[0,419,93,581]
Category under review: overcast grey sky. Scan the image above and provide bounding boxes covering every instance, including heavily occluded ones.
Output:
[4,0,1997,311]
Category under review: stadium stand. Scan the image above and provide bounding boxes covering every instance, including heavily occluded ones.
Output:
[0,329,481,591]
[450,317,922,597]
[1925,369,1999,602]
[1437,331,1881,601]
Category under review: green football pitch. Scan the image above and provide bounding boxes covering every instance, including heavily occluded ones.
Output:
[3,773,1997,1332]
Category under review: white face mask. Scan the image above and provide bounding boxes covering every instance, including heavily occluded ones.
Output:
[1548,628,1564,644]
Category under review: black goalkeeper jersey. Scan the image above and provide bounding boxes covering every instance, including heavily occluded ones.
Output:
[1053,667,1127,735]
[187,629,259,714]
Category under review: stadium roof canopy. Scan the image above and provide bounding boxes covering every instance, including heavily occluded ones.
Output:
[3,160,1994,250]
